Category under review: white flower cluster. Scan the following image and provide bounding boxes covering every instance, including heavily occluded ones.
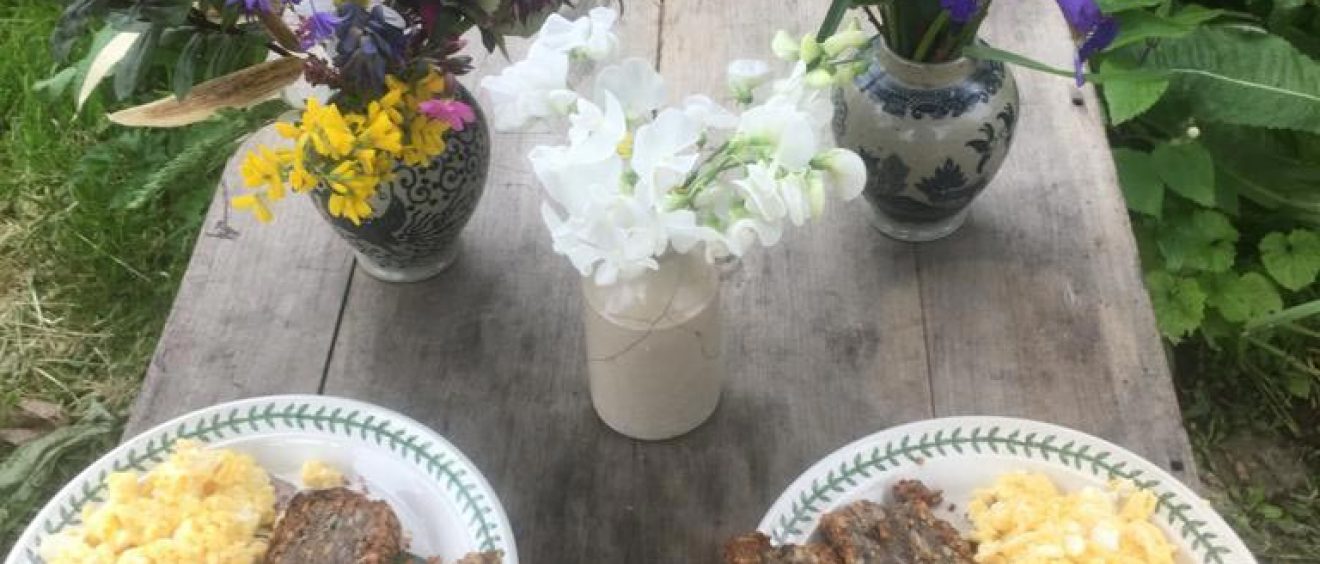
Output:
[481,8,869,285]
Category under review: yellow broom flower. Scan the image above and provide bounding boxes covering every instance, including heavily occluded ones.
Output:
[240,146,286,200]
[232,193,274,223]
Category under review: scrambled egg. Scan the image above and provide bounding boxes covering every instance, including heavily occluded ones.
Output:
[968,472,1177,564]
[38,440,275,564]
[299,459,345,489]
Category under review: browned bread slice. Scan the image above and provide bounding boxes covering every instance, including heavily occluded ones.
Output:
[724,531,842,563]
[818,481,975,564]
[262,487,403,564]
[455,550,504,564]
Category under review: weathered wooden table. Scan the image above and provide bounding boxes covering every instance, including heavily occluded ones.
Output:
[126,0,1196,561]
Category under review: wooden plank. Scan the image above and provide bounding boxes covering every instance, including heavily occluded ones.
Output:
[125,128,354,436]
[321,0,931,560]
[919,0,1198,485]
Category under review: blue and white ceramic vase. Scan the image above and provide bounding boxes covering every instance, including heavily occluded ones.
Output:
[835,38,1019,242]
[310,85,490,283]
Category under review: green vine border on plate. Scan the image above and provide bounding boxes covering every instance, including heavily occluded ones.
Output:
[769,425,1232,564]
[23,401,502,562]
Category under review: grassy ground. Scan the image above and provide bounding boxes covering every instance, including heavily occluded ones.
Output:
[0,0,216,548]
[1,1,1318,561]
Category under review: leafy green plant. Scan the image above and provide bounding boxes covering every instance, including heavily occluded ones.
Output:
[1084,0,1320,398]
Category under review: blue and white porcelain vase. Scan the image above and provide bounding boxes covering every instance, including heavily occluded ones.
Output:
[835,38,1019,242]
[310,85,490,283]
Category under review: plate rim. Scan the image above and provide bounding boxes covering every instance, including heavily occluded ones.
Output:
[756,415,1254,564]
[5,394,518,564]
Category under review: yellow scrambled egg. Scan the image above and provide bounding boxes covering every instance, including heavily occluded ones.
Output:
[299,459,345,489]
[967,472,1177,564]
[38,440,275,564]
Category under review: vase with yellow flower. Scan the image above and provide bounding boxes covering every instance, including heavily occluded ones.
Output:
[50,0,567,282]
[230,0,572,282]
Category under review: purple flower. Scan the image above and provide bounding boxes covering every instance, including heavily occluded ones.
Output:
[1054,0,1118,85]
[298,9,342,49]
[940,0,980,24]
[419,98,476,131]
[226,0,271,14]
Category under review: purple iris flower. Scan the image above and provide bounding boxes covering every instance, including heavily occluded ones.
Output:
[298,9,343,49]
[1054,0,1118,85]
[940,0,980,24]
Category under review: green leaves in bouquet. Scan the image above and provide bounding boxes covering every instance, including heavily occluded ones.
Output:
[1114,148,1164,217]
[49,0,268,106]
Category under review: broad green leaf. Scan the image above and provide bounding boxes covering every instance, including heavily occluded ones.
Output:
[1203,125,1320,224]
[113,28,160,101]
[1099,0,1165,12]
[1167,5,1224,28]
[32,67,81,99]
[1113,148,1164,217]
[51,0,110,63]
[1152,141,1215,206]
[80,31,141,111]
[1146,27,1320,135]
[173,33,204,100]
[1101,60,1170,124]
[1109,11,1198,51]
[1146,271,1206,341]
[1260,230,1320,291]
[1206,272,1282,323]
[1157,209,1238,273]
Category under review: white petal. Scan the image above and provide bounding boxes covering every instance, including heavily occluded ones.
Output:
[726,59,771,92]
[816,148,866,200]
[594,58,666,120]
[682,95,738,130]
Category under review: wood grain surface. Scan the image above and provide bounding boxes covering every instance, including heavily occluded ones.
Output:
[125,128,352,437]
[128,0,1197,560]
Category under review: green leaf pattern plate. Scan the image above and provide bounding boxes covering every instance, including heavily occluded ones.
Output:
[5,395,517,564]
[758,416,1254,564]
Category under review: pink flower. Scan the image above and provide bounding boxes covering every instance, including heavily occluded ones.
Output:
[419,98,477,131]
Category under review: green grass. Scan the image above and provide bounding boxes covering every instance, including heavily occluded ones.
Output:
[0,0,217,548]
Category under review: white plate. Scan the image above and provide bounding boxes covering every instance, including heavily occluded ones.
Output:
[758,416,1254,564]
[6,395,517,564]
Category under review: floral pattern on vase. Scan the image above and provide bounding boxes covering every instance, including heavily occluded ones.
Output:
[835,39,1019,242]
[310,85,490,282]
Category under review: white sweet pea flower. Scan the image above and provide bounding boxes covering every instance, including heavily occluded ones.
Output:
[777,171,812,226]
[681,95,738,130]
[480,49,576,131]
[735,101,818,170]
[594,57,666,121]
[727,59,771,103]
[567,93,628,162]
[812,148,866,200]
[529,144,624,215]
[657,208,721,254]
[541,195,664,285]
[532,7,619,60]
[733,162,787,222]
[725,216,783,256]
[631,108,702,204]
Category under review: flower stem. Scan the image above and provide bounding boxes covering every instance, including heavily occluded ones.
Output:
[911,11,949,63]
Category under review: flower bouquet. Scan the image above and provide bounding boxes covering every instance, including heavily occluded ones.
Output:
[52,0,568,282]
[480,7,868,439]
[819,0,1119,241]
